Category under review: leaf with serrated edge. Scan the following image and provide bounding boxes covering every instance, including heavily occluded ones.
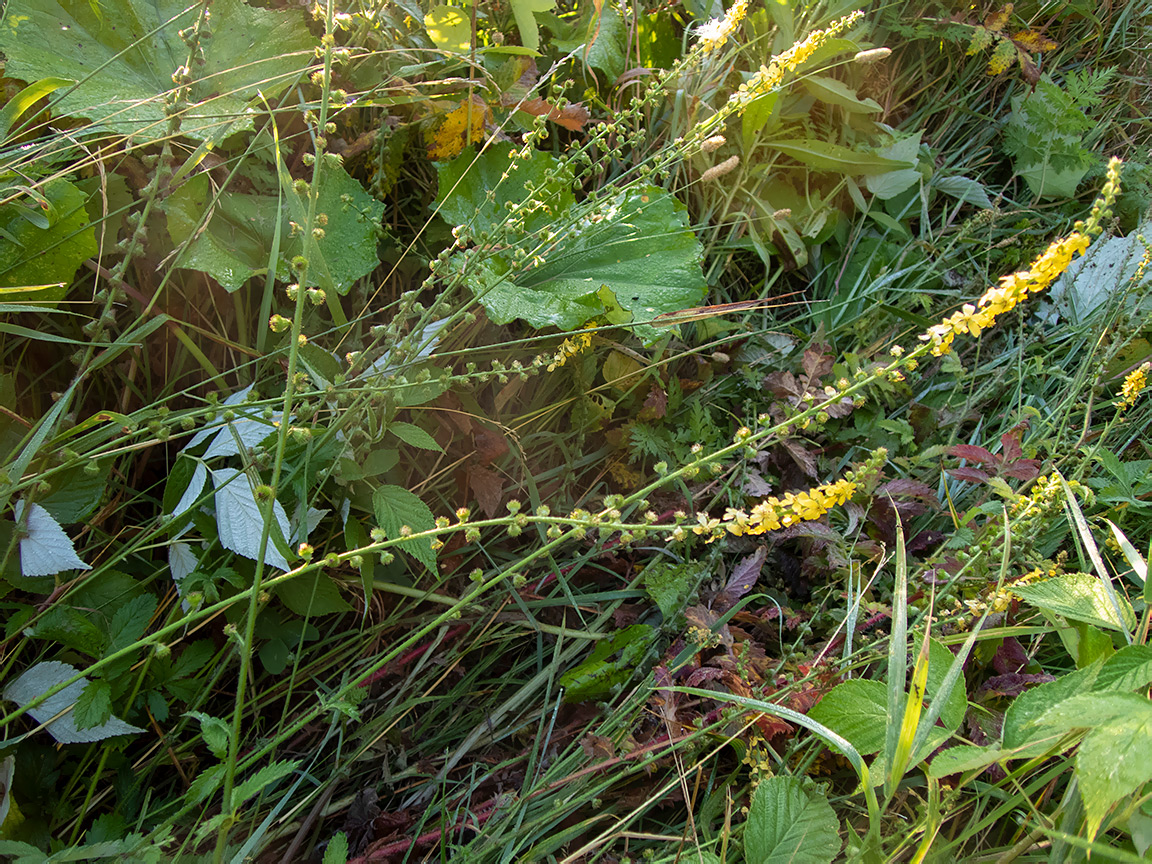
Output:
[15,499,90,577]
[744,775,841,864]
[211,468,291,571]
[3,661,143,743]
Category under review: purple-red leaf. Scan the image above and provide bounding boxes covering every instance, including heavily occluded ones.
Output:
[949,444,999,465]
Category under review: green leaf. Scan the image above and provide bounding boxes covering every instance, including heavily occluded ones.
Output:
[0,76,73,140]
[435,142,575,238]
[807,679,888,756]
[186,710,231,760]
[470,185,706,341]
[323,832,350,864]
[744,775,841,864]
[551,0,626,78]
[73,679,113,730]
[1041,694,1152,838]
[927,743,1004,778]
[107,594,158,654]
[1011,572,1136,632]
[372,484,437,572]
[0,0,312,141]
[185,764,226,807]
[37,460,110,524]
[167,161,384,294]
[275,571,354,617]
[424,5,471,53]
[558,624,655,702]
[765,139,915,176]
[388,421,443,452]
[1002,659,1103,752]
[1097,645,1152,692]
[231,759,299,807]
[864,132,922,200]
[508,0,554,51]
[0,178,97,301]
[802,75,882,114]
[925,637,968,732]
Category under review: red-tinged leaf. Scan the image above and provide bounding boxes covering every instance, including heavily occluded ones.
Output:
[949,444,999,465]
[641,382,667,419]
[984,4,1011,33]
[512,97,591,131]
[721,546,767,604]
[468,464,504,517]
[781,438,818,477]
[685,666,725,687]
[948,467,991,483]
[877,478,941,506]
[801,346,833,381]
[1000,424,1027,462]
[992,637,1031,674]
[1000,460,1041,481]
[978,672,1055,698]
[764,370,802,399]
[579,733,615,760]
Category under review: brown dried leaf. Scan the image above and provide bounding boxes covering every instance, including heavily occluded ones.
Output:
[468,464,504,517]
[579,733,615,760]
[640,383,668,420]
[984,3,1012,33]
[513,97,592,132]
[473,428,509,465]
[781,438,818,478]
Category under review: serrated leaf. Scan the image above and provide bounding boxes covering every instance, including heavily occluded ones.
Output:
[372,484,437,572]
[744,775,841,864]
[0,179,98,302]
[231,759,299,807]
[1011,573,1136,632]
[933,175,994,209]
[185,764,226,807]
[807,678,887,755]
[183,385,280,458]
[323,832,350,864]
[388,421,443,452]
[15,499,91,577]
[0,0,313,141]
[1096,645,1152,692]
[1002,659,1103,751]
[73,679,113,730]
[185,710,231,759]
[211,468,292,571]
[107,594,157,654]
[927,743,1004,777]
[3,661,144,743]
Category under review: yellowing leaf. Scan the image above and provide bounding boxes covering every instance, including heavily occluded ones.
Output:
[984,3,1012,33]
[424,5,470,53]
[1011,29,1057,52]
[426,98,489,161]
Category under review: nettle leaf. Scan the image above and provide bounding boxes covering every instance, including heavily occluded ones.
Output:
[3,661,144,743]
[466,186,706,342]
[276,571,353,617]
[14,499,91,577]
[73,678,113,730]
[372,484,437,572]
[807,678,887,755]
[744,775,841,864]
[108,594,158,654]
[211,468,293,571]
[0,0,312,141]
[388,421,443,452]
[183,384,280,458]
[1038,692,1152,838]
[1011,572,1136,632]
[0,178,98,302]
[186,710,231,760]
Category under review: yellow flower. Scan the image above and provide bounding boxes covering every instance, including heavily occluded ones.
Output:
[1119,362,1150,410]
[732,11,863,112]
[697,0,749,54]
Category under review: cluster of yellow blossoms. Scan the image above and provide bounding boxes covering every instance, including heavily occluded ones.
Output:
[919,157,1123,357]
[1118,362,1150,411]
[722,477,858,536]
[697,0,749,55]
[731,11,864,112]
[547,326,594,371]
